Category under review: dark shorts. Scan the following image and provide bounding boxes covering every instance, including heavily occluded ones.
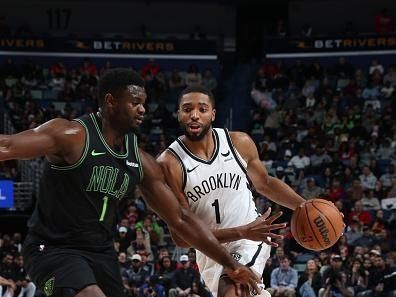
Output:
[22,235,125,297]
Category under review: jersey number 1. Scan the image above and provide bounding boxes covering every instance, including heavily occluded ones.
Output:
[99,196,109,221]
[211,199,221,224]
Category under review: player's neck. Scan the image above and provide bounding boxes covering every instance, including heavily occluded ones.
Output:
[182,129,215,161]
[96,112,126,153]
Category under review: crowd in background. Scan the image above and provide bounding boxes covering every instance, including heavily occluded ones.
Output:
[249,56,396,297]
[0,55,396,297]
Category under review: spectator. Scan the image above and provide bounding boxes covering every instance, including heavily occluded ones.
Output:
[49,61,67,77]
[184,65,202,88]
[345,219,363,246]
[297,259,321,297]
[371,209,389,234]
[119,252,130,273]
[310,146,332,172]
[79,58,97,77]
[123,254,150,292]
[126,229,153,261]
[289,149,310,170]
[169,70,185,91]
[361,189,381,211]
[117,226,134,253]
[267,256,298,297]
[168,255,200,297]
[0,254,16,280]
[349,200,373,226]
[186,249,199,272]
[137,250,155,277]
[369,58,385,76]
[332,235,350,260]
[201,69,217,92]
[347,180,365,204]
[359,166,378,190]
[275,166,294,187]
[380,165,396,190]
[0,276,16,297]
[272,247,286,268]
[139,275,166,297]
[384,64,396,87]
[387,177,396,198]
[368,254,396,296]
[320,254,344,285]
[374,8,393,34]
[334,57,354,79]
[349,258,369,294]
[155,256,177,293]
[135,215,161,247]
[263,257,274,288]
[354,225,375,249]
[320,271,353,297]
[302,178,324,200]
[188,280,210,297]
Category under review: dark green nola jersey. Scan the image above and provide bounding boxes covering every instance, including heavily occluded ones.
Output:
[28,113,143,250]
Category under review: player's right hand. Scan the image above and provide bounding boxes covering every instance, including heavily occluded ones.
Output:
[240,207,286,247]
[224,264,262,296]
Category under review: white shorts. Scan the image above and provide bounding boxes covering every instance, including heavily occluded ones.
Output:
[196,239,271,297]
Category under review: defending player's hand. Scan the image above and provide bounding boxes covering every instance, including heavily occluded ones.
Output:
[225,264,262,295]
[239,207,286,247]
[234,283,252,297]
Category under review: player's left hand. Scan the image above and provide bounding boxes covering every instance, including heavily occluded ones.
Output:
[225,265,262,295]
[234,283,251,297]
[239,207,286,247]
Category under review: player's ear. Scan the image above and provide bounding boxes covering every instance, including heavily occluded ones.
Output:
[104,93,116,107]
[211,109,216,123]
[177,110,181,122]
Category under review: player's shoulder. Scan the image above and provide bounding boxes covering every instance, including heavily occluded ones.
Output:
[38,118,85,136]
[228,131,253,145]
[157,148,179,167]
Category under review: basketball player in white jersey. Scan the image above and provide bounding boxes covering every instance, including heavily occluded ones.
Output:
[157,86,306,297]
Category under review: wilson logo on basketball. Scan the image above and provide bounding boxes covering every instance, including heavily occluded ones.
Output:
[313,216,331,245]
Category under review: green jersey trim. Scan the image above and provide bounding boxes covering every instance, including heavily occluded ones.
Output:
[50,119,90,171]
[133,134,144,181]
[90,113,129,158]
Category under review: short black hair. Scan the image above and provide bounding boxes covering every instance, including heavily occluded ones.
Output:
[178,86,215,108]
[98,68,145,107]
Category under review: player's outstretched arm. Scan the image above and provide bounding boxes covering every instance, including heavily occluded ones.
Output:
[230,132,305,210]
[0,118,83,162]
[157,150,286,246]
[140,149,261,290]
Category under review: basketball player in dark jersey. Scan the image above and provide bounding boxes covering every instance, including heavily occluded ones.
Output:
[0,69,261,297]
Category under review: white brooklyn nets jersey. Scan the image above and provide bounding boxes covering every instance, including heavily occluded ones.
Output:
[168,128,259,229]
[168,128,270,296]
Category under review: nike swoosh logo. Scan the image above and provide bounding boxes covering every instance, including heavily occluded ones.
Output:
[221,150,230,157]
[91,150,106,156]
[187,164,200,173]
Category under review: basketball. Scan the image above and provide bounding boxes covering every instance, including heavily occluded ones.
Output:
[291,199,344,251]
